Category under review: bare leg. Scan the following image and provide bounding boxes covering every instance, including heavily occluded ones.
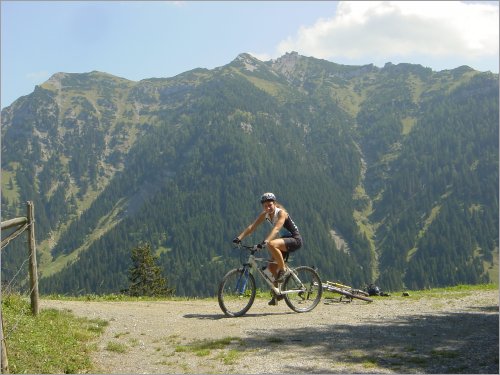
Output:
[267,238,287,275]
[267,240,288,306]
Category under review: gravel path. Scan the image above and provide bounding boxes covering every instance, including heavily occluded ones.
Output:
[42,289,499,374]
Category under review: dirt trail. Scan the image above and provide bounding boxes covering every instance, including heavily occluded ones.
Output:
[42,290,499,374]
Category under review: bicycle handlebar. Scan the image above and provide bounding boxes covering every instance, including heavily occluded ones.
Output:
[233,242,266,252]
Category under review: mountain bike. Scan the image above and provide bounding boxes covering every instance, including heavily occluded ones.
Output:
[322,280,373,303]
[218,242,323,317]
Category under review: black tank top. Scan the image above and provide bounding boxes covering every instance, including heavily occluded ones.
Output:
[266,207,300,237]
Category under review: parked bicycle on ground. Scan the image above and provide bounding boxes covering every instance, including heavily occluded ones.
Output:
[322,280,373,303]
[218,242,323,317]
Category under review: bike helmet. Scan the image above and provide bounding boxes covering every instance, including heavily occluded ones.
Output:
[260,192,276,203]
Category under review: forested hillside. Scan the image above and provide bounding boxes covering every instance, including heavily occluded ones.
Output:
[1,52,498,296]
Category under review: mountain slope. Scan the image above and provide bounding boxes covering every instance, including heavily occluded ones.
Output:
[1,52,498,295]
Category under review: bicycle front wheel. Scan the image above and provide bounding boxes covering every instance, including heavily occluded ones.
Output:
[217,268,256,317]
[282,266,323,313]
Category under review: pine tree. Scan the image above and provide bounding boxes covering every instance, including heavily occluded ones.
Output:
[127,242,174,297]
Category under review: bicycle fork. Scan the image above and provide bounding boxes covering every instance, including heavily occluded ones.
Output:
[236,266,250,295]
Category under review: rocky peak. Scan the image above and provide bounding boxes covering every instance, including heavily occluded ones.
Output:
[270,51,301,77]
[232,53,263,72]
[43,72,68,89]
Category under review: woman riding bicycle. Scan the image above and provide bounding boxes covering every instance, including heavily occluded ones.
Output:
[233,192,303,304]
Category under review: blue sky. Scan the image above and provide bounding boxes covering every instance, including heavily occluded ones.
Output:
[1,1,498,109]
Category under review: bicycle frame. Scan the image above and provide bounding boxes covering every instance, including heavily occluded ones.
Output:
[322,280,373,303]
[238,245,305,297]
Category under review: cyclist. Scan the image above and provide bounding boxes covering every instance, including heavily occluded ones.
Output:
[233,192,303,305]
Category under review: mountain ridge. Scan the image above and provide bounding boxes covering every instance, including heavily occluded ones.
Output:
[1,52,498,296]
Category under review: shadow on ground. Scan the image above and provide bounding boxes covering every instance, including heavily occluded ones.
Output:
[230,306,499,374]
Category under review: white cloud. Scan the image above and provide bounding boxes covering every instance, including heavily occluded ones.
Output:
[276,1,499,70]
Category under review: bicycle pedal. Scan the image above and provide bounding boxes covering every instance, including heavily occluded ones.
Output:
[268,295,283,305]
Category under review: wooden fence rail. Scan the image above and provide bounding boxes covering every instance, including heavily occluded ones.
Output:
[1,201,39,373]
[0,217,28,231]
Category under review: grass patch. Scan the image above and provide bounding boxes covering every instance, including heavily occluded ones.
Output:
[403,283,497,298]
[174,345,189,353]
[348,349,379,369]
[361,358,379,368]
[1,168,20,204]
[154,334,182,345]
[175,337,242,358]
[42,293,197,302]
[2,293,107,374]
[401,116,417,135]
[105,341,128,353]
[179,337,240,351]
[215,349,241,365]
[42,283,497,305]
[40,197,127,278]
[431,349,460,359]
[194,348,210,357]
[129,338,140,347]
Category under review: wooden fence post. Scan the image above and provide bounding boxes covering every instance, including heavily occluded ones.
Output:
[26,201,39,316]
[0,309,8,373]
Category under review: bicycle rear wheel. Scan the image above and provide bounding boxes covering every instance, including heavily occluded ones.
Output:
[218,268,256,317]
[282,266,322,313]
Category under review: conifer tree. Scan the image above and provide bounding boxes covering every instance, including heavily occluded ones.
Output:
[127,242,174,297]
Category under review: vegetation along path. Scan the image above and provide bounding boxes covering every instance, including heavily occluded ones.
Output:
[42,288,499,374]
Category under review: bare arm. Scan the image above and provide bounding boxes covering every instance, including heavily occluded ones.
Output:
[237,212,266,241]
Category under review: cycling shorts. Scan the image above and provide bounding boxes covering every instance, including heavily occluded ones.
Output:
[282,234,302,252]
